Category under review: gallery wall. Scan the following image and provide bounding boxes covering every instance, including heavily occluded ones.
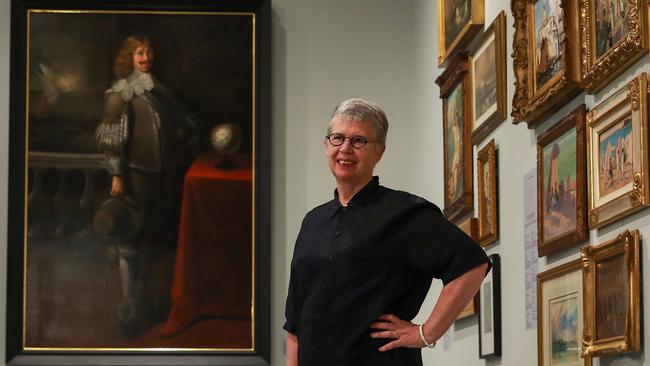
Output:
[1,0,650,366]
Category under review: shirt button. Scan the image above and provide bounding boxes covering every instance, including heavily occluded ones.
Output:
[328,254,334,261]
[335,231,341,236]
[311,345,317,350]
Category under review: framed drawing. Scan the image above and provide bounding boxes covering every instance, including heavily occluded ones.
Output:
[469,11,507,144]
[477,139,498,246]
[7,0,271,365]
[536,104,588,257]
[580,0,648,93]
[586,73,649,229]
[537,259,592,366]
[436,53,473,222]
[479,253,501,358]
[455,217,479,320]
[511,0,582,128]
[437,0,484,66]
[581,229,641,357]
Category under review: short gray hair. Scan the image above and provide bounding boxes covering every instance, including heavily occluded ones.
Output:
[328,98,389,145]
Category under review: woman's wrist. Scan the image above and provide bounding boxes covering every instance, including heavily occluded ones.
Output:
[418,323,436,348]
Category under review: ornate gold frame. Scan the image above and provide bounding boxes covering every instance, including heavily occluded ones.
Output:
[581,229,641,357]
[580,0,648,93]
[477,139,497,246]
[456,217,479,320]
[470,11,507,144]
[511,0,582,128]
[537,259,592,366]
[586,73,649,229]
[437,0,484,66]
[536,104,588,256]
[436,53,473,222]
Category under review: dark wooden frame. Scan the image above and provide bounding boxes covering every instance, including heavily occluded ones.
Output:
[478,254,501,358]
[469,11,507,144]
[477,140,498,246]
[511,0,582,128]
[536,104,588,257]
[436,53,473,223]
[581,229,641,357]
[7,0,271,365]
[536,259,592,366]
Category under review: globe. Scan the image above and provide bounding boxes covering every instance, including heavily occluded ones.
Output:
[210,123,242,170]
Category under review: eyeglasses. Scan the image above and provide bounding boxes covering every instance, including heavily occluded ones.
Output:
[325,133,375,149]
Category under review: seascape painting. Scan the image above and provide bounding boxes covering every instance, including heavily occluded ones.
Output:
[549,294,580,365]
[595,0,630,58]
[446,81,465,202]
[542,129,577,241]
[598,116,633,198]
[473,35,497,127]
[444,0,471,48]
[534,0,565,90]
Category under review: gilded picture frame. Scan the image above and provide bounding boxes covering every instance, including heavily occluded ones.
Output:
[537,259,592,366]
[477,139,498,246]
[581,229,641,357]
[437,0,484,67]
[436,53,473,222]
[455,217,479,320]
[586,73,649,229]
[580,0,648,93]
[511,0,582,128]
[7,0,271,364]
[536,104,588,257]
[479,254,501,358]
[469,11,507,144]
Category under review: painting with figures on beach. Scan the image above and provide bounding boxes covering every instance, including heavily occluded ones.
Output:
[549,294,580,365]
[595,0,630,58]
[534,0,565,90]
[598,116,633,198]
[446,81,465,203]
[542,129,577,242]
[444,0,471,49]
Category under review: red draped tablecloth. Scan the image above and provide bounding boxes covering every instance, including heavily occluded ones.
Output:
[161,152,252,336]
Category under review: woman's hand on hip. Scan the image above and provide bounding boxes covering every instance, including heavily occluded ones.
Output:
[369,313,424,351]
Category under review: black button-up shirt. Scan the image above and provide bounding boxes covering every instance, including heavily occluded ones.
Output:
[284,177,490,366]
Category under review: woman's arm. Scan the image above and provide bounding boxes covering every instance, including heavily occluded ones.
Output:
[286,332,298,366]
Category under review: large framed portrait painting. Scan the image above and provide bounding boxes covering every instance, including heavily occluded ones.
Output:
[7,0,271,365]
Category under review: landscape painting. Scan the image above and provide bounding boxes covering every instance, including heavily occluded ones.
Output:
[473,35,497,128]
[598,116,633,198]
[446,82,465,203]
[549,294,580,365]
[595,0,630,58]
[542,129,577,241]
[534,0,565,90]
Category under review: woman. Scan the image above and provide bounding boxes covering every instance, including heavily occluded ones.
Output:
[284,98,490,365]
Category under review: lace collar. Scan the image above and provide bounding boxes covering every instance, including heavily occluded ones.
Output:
[106,71,154,101]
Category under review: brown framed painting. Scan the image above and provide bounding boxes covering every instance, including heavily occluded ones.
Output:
[477,139,498,246]
[455,217,479,320]
[469,11,507,144]
[581,229,641,357]
[580,0,648,93]
[436,53,473,222]
[7,0,272,364]
[586,73,649,229]
[537,259,592,366]
[511,0,582,128]
[437,0,484,66]
[536,104,588,257]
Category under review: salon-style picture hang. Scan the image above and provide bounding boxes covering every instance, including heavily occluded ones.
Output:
[437,0,484,66]
[511,0,582,128]
[536,104,588,256]
[436,53,473,223]
[580,0,648,93]
[586,73,650,228]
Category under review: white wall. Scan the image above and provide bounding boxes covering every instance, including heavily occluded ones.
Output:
[3,0,650,365]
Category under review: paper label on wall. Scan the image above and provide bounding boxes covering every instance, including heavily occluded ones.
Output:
[524,169,538,329]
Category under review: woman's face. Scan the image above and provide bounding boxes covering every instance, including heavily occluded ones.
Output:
[325,117,385,187]
[132,46,153,73]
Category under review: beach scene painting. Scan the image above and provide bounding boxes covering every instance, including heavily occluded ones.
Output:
[534,0,565,90]
[595,0,630,58]
[549,294,580,365]
[598,116,633,198]
[542,128,577,241]
[446,81,465,203]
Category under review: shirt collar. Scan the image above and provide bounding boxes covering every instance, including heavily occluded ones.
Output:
[328,176,380,218]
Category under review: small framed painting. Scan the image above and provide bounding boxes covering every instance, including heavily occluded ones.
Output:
[479,254,501,358]
[477,140,498,246]
[437,0,484,66]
